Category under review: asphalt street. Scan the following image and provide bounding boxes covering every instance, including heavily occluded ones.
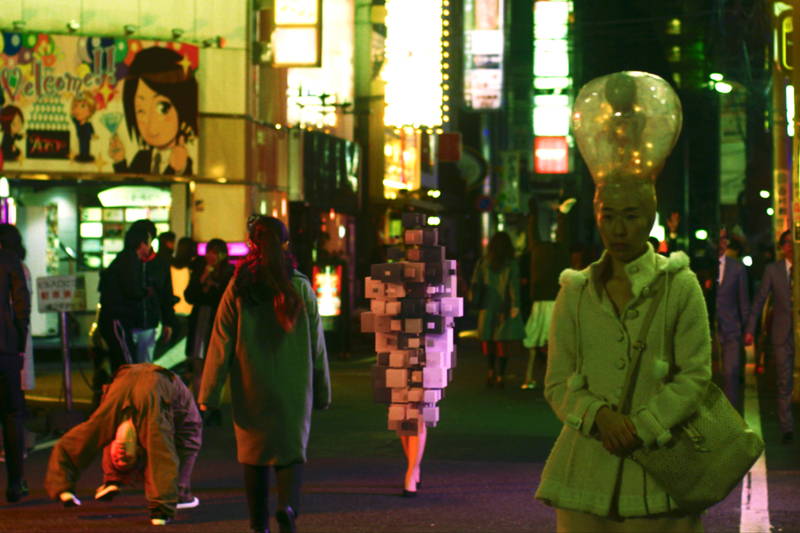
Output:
[2,336,798,533]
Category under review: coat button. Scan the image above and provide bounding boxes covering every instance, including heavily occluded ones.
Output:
[616,358,626,370]
[627,309,639,319]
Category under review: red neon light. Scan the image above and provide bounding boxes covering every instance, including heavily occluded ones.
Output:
[534,136,569,174]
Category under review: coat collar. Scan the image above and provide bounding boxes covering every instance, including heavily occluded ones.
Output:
[559,244,690,300]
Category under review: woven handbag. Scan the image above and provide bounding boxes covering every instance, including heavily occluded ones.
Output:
[619,274,765,513]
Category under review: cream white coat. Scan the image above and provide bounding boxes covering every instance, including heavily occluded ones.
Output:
[535,246,712,517]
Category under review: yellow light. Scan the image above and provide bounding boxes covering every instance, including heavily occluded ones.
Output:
[443,84,449,90]
[384,144,393,156]
[442,62,449,69]
[442,105,450,111]
[443,116,450,122]
[427,216,441,225]
[443,40,449,47]
[443,9,450,15]
[443,51,450,58]
[443,20,450,26]
[443,30,450,37]
[443,74,450,81]
[435,128,443,134]
[275,123,282,130]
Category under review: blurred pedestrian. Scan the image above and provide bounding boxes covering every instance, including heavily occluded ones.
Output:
[0,235,30,503]
[521,201,571,390]
[469,231,525,388]
[98,221,157,371]
[0,224,35,461]
[199,215,330,533]
[745,230,795,443]
[167,237,197,374]
[536,178,709,531]
[715,228,750,411]
[0,225,34,391]
[185,238,234,397]
[44,363,202,525]
[152,232,178,361]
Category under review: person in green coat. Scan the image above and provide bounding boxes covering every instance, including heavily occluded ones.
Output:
[199,215,331,533]
[469,231,525,387]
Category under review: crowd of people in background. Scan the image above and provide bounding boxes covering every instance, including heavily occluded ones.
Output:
[0,192,794,530]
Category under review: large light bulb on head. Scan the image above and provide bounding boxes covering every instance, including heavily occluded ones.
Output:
[572,71,682,186]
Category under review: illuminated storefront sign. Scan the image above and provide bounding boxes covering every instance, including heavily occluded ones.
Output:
[97,185,172,207]
[533,0,572,174]
[287,0,354,128]
[534,136,568,174]
[464,0,504,109]
[383,0,446,127]
[383,128,421,196]
[0,32,199,176]
[272,0,322,67]
[312,264,342,317]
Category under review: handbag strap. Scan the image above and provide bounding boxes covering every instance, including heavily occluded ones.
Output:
[617,274,665,415]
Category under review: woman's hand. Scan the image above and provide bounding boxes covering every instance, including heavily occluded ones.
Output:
[595,406,641,456]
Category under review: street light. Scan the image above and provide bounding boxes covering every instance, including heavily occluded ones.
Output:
[714,81,733,94]
[759,189,771,199]
[695,229,708,240]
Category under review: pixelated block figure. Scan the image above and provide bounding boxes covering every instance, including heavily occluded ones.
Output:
[361,213,463,436]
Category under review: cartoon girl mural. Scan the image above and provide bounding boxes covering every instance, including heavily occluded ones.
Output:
[71,91,98,162]
[109,46,198,176]
[0,106,25,162]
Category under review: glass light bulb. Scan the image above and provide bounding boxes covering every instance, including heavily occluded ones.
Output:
[572,71,682,185]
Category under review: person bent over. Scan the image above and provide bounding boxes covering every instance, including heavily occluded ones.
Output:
[44,363,202,525]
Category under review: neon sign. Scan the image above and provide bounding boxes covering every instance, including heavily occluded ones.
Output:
[312,264,342,317]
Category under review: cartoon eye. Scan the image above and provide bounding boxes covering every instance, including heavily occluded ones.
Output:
[157,101,173,115]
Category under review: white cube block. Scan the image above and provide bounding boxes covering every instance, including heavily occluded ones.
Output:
[391,388,409,403]
[390,319,402,332]
[388,404,406,421]
[365,277,384,298]
[407,337,421,348]
[360,312,375,333]
[385,283,407,299]
[423,389,442,404]
[376,333,398,351]
[425,351,444,367]
[425,301,441,315]
[423,367,448,388]
[374,316,393,332]
[386,301,402,315]
[389,351,407,367]
[439,297,464,318]
[404,318,423,334]
[408,388,424,402]
[422,406,440,424]
[386,368,408,388]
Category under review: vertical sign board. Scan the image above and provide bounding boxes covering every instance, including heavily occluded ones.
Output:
[464,0,504,109]
[272,0,323,67]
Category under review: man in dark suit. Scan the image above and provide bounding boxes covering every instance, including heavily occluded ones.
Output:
[746,230,795,443]
[716,230,750,410]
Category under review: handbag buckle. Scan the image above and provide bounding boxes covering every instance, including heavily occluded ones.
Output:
[684,424,710,452]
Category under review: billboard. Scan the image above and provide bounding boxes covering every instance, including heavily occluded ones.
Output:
[0,32,199,176]
[464,0,504,110]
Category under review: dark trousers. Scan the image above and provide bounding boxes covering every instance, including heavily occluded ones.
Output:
[719,336,743,410]
[243,463,304,530]
[0,354,25,488]
[774,340,795,434]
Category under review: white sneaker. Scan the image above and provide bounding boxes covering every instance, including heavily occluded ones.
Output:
[59,491,81,507]
[95,483,121,501]
[176,496,199,509]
